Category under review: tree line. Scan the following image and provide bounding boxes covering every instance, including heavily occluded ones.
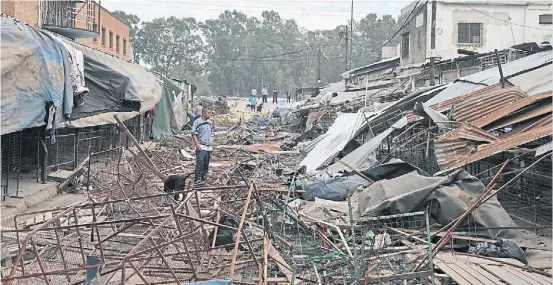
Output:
[112,10,399,97]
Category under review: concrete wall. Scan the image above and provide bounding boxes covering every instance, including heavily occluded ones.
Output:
[398,1,552,64]
[399,1,429,66]
[434,2,552,59]
[77,5,131,61]
[1,0,39,27]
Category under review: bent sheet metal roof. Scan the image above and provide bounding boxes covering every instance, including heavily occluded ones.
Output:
[426,50,553,107]
[436,124,552,172]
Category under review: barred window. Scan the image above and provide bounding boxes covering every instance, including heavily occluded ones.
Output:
[458,23,482,44]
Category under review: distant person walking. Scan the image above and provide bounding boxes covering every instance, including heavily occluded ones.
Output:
[261,86,268,103]
[286,90,292,103]
[249,95,257,112]
[191,106,214,185]
[272,86,279,104]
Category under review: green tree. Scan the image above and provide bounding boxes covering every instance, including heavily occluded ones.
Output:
[135,17,203,76]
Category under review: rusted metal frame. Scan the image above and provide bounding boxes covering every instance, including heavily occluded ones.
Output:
[114,115,157,168]
[53,217,72,283]
[237,170,272,240]
[127,259,152,285]
[150,236,182,284]
[2,215,170,234]
[211,209,221,248]
[171,206,199,280]
[90,203,107,264]
[7,206,76,280]
[152,149,170,167]
[229,183,255,278]
[30,236,53,285]
[127,234,193,259]
[1,264,103,282]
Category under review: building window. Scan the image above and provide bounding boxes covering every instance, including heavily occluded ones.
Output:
[401,33,410,58]
[109,31,113,49]
[101,27,106,46]
[539,14,552,25]
[458,23,483,44]
[116,35,120,53]
[123,39,127,55]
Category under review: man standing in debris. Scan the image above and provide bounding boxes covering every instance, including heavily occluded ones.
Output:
[261,86,268,103]
[249,94,257,112]
[192,106,214,185]
[272,86,279,104]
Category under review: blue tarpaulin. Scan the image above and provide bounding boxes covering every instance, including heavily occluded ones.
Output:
[1,16,72,135]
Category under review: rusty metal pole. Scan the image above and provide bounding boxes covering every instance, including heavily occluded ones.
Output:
[495,49,505,88]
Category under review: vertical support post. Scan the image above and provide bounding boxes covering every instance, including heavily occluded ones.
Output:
[74,129,80,168]
[5,133,11,199]
[15,131,22,196]
[39,103,51,184]
[429,0,437,86]
[137,115,142,144]
[495,49,506,88]
[425,210,435,285]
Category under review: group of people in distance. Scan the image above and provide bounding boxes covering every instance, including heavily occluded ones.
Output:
[248,86,292,113]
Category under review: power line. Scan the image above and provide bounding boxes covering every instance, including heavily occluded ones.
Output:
[107,1,403,17]
[463,4,553,31]
[379,0,425,49]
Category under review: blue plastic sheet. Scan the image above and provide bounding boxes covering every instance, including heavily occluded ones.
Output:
[1,16,72,135]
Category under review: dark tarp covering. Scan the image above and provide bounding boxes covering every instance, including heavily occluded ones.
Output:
[358,169,520,239]
[1,17,72,135]
[306,159,428,201]
[69,54,141,119]
[54,35,162,121]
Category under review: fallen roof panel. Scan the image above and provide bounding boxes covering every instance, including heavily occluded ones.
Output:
[436,124,552,172]
[426,50,552,107]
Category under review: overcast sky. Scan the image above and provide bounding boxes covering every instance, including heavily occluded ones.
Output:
[102,0,409,31]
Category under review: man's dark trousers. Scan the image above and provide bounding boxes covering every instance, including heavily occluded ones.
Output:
[262,95,267,103]
[273,96,278,103]
[195,150,211,182]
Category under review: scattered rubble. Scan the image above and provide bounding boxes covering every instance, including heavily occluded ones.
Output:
[2,50,552,285]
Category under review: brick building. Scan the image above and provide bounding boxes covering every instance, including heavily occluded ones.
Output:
[77,5,132,61]
[1,0,131,61]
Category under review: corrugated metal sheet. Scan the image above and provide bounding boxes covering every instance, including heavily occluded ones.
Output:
[452,87,528,122]
[507,63,553,95]
[469,90,552,129]
[536,141,553,157]
[298,111,370,172]
[435,252,552,285]
[436,124,552,171]
[426,50,553,107]
[500,114,552,138]
[485,101,552,132]
[430,83,504,113]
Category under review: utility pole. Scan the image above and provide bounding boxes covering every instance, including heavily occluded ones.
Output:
[349,0,354,70]
[317,45,321,85]
[429,0,437,86]
[344,27,349,72]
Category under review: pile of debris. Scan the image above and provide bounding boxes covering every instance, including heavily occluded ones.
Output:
[2,50,552,285]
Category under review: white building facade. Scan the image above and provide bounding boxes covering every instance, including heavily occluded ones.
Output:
[399,0,553,65]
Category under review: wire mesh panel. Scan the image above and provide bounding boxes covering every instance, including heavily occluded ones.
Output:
[352,212,433,284]
[46,132,76,170]
[472,152,553,228]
